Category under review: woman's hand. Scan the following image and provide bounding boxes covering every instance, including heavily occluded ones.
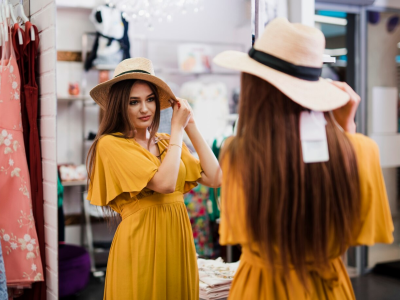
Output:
[170,98,191,130]
[176,97,196,125]
[330,81,361,134]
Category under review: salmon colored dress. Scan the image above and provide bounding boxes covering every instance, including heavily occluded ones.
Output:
[219,133,394,300]
[87,133,202,300]
[0,29,44,287]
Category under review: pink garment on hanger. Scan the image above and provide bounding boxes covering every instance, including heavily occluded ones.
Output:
[0,28,44,288]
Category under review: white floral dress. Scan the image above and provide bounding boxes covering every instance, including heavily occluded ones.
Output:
[0,29,43,287]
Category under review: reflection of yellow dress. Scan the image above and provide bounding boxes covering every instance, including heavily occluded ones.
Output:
[87,133,202,300]
[220,133,394,300]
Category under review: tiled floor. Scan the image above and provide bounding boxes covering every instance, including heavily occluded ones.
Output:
[61,272,400,300]
[351,273,400,300]
[60,276,104,300]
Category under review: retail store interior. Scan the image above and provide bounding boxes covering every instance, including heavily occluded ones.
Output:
[1,0,400,299]
[52,1,400,299]
[57,1,400,299]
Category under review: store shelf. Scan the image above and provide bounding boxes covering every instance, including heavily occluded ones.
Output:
[332,60,347,68]
[93,241,112,251]
[92,65,118,71]
[57,95,91,102]
[56,0,95,10]
[226,114,238,121]
[64,213,103,226]
[57,5,93,11]
[62,180,87,187]
[323,54,336,64]
[89,66,239,75]
[155,68,239,76]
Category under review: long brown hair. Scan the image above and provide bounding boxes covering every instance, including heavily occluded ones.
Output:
[221,73,360,286]
[86,79,160,202]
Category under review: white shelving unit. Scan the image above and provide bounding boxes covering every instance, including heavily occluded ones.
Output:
[61,180,87,187]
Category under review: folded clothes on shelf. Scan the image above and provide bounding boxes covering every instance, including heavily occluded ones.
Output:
[198,257,239,300]
[59,164,87,182]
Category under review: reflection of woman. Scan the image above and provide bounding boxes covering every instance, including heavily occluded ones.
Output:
[87,58,221,300]
[214,18,394,299]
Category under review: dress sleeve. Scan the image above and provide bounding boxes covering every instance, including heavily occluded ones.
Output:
[347,133,394,246]
[87,135,158,206]
[181,142,203,193]
[219,138,249,245]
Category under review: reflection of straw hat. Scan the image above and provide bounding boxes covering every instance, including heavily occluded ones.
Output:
[90,58,177,110]
[214,18,350,112]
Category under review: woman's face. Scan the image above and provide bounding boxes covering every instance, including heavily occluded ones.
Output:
[128,81,157,130]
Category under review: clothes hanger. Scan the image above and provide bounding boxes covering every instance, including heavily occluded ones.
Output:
[0,25,3,48]
[0,1,3,47]
[0,1,3,23]
[9,4,23,45]
[8,2,15,25]
[17,0,34,41]
[1,1,9,42]
[17,0,28,22]
[4,0,10,19]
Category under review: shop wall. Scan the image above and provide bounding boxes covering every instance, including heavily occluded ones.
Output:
[27,0,59,298]
[127,0,250,44]
[367,12,400,268]
[367,12,399,215]
[374,0,400,9]
[56,0,251,164]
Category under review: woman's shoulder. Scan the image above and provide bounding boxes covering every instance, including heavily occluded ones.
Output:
[220,136,236,156]
[98,133,128,144]
[156,132,170,139]
[97,133,133,155]
[346,133,380,158]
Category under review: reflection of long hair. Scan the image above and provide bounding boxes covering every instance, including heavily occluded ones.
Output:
[86,79,160,202]
[221,73,361,286]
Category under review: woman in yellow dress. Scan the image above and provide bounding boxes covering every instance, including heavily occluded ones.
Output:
[86,58,221,300]
[213,18,394,299]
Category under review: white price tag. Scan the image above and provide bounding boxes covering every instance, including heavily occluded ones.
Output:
[300,111,329,163]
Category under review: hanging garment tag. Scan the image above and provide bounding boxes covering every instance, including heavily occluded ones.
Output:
[300,111,329,163]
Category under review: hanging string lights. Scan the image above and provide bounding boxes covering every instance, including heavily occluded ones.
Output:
[106,0,205,30]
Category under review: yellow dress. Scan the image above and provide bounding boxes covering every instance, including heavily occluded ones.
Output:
[87,133,202,300]
[219,133,394,300]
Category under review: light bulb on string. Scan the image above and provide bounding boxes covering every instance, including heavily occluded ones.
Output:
[112,0,205,30]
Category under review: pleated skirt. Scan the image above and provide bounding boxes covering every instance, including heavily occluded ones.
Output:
[104,193,199,300]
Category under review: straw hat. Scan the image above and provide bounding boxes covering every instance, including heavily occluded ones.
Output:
[213,18,350,111]
[90,58,176,110]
